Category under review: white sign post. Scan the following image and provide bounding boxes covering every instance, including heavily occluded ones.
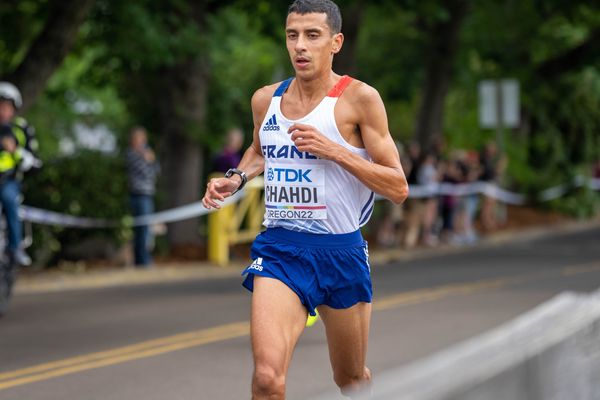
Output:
[479,79,520,149]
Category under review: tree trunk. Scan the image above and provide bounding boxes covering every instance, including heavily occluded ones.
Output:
[414,0,469,152]
[156,59,208,250]
[4,0,96,112]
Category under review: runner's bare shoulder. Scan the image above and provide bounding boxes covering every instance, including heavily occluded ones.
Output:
[251,83,281,119]
[343,79,385,113]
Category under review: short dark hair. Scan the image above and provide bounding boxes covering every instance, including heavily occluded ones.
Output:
[288,0,342,34]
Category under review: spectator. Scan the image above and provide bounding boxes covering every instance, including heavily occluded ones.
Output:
[453,150,481,245]
[593,160,600,179]
[0,82,40,266]
[439,153,464,242]
[213,127,244,173]
[592,160,600,192]
[417,151,440,246]
[479,141,506,231]
[402,141,423,248]
[126,126,160,267]
[377,141,406,247]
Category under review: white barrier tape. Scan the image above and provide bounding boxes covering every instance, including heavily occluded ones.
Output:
[15,178,600,229]
[404,182,527,205]
[128,190,244,226]
[538,177,600,202]
[19,190,246,228]
[19,206,117,228]
[538,184,570,202]
[406,178,600,205]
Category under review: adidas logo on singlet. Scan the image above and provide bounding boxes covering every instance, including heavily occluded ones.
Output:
[262,114,280,131]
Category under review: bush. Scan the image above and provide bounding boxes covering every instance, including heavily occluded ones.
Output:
[22,150,131,267]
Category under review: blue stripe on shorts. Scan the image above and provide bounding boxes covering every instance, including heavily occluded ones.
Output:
[241,228,372,316]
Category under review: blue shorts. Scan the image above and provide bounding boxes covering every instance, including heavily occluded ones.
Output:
[241,227,372,316]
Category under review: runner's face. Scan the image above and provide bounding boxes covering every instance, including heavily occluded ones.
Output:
[285,12,343,79]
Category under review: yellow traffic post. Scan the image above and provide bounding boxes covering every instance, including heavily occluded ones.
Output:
[207,200,234,266]
[207,176,264,266]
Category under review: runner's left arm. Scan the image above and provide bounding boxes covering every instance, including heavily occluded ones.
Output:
[289,84,408,204]
[202,86,272,209]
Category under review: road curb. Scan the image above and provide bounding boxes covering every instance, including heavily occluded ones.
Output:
[371,216,600,265]
[13,263,244,295]
[14,218,600,295]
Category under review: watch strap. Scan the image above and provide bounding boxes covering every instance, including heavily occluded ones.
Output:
[225,168,247,194]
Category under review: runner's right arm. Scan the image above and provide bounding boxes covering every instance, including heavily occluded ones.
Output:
[202,85,274,209]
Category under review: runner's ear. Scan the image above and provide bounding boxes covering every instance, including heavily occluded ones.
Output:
[332,33,344,54]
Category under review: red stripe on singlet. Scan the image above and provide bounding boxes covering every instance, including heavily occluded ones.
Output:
[327,75,353,97]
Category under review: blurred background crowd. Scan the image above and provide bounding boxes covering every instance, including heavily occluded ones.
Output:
[377,139,507,249]
[0,0,599,269]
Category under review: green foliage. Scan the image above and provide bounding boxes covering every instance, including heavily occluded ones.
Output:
[23,150,130,265]
[1,0,599,267]
[25,44,131,159]
[0,0,50,74]
[204,6,284,150]
[356,4,425,141]
[548,188,600,219]
[357,4,424,102]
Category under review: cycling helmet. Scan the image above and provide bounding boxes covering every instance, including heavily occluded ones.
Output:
[0,82,22,109]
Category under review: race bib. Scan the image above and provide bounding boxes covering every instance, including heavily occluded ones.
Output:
[264,162,327,220]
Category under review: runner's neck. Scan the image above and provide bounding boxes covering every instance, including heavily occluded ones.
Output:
[291,72,341,102]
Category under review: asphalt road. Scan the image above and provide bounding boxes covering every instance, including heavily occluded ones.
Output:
[1,225,599,399]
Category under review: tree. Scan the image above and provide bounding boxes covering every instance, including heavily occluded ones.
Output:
[86,0,280,251]
[414,0,469,151]
[333,0,364,76]
[1,0,96,112]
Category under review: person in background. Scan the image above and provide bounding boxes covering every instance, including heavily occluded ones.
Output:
[439,152,464,243]
[592,159,600,193]
[593,159,600,180]
[451,150,481,245]
[377,141,406,247]
[213,127,244,173]
[479,141,505,231]
[0,82,41,266]
[402,141,422,248]
[418,151,440,246]
[126,126,160,267]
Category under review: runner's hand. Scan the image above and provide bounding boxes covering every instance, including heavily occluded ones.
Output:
[202,177,240,209]
[288,123,339,160]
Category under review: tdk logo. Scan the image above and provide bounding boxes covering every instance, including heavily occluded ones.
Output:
[262,114,280,131]
[267,167,312,183]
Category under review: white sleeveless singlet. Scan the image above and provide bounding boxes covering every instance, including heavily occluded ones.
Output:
[259,76,374,234]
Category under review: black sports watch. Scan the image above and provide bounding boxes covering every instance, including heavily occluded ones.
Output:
[225,168,248,194]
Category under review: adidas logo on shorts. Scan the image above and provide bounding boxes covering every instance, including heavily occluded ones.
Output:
[262,114,280,131]
[249,257,264,272]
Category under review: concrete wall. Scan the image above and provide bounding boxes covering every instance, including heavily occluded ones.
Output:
[311,289,600,400]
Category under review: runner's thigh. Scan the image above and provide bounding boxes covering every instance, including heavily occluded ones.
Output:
[251,276,307,373]
[318,302,372,376]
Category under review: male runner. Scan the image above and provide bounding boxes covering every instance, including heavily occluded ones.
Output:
[202,0,408,398]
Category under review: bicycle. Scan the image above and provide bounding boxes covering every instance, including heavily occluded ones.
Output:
[0,201,34,317]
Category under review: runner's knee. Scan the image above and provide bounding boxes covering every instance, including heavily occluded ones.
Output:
[252,363,285,398]
[334,366,371,394]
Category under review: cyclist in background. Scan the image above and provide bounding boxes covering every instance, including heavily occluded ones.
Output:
[0,82,41,266]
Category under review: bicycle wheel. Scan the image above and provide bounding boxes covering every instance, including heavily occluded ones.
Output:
[0,263,13,317]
